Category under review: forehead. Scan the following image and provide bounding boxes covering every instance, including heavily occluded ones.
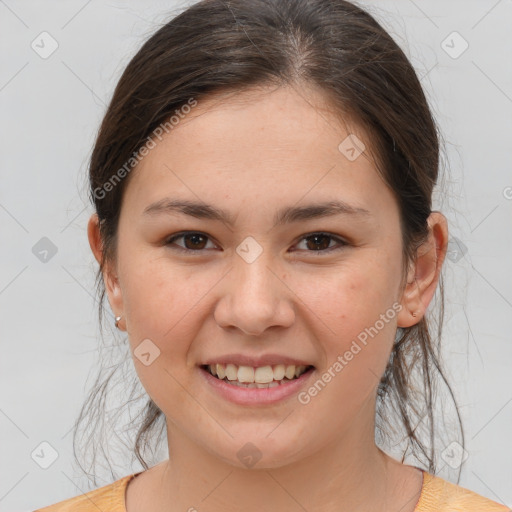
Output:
[123,84,393,221]
[162,84,363,157]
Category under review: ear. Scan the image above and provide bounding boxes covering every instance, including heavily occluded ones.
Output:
[87,213,125,326]
[396,211,448,328]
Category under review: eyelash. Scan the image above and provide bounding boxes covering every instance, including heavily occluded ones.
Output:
[164,231,349,255]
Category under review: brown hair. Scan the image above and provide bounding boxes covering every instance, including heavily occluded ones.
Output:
[75,0,463,485]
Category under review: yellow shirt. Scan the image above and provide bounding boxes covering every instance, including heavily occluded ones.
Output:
[35,469,510,511]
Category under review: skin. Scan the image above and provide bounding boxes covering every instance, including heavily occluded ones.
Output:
[88,83,448,512]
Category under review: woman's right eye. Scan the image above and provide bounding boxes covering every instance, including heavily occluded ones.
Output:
[165,232,218,253]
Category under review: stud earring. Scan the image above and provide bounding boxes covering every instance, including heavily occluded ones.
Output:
[115,315,123,329]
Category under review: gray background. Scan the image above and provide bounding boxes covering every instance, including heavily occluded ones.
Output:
[1,0,511,510]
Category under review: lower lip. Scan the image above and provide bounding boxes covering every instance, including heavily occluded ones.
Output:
[199,366,315,405]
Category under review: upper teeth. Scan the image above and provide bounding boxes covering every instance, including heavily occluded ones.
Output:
[207,363,308,383]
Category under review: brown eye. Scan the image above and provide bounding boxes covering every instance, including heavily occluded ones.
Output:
[294,233,348,253]
[305,234,331,251]
[165,232,216,252]
[182,233,208,250]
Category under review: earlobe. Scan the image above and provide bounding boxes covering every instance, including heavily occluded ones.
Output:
[396,267,422,328]
[397,212,448,327]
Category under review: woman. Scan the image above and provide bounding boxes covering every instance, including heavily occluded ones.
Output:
[36,0,510,510]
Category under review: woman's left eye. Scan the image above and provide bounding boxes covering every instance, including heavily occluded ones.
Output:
[165,231,348,254]
[292,232,348,253]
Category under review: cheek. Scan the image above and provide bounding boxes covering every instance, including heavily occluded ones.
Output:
[300,255,399,377]
[308,255,399,330]
[120,252,201,349]
[120,257,209,413]
[295,276,398,418]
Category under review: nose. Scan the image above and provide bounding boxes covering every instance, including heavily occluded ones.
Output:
[213,250,295,336]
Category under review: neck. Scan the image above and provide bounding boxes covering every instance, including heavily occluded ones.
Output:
[148,410,396,512]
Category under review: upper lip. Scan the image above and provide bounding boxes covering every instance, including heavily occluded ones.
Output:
[201,354,314,368]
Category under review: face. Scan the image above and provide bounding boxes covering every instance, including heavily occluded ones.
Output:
[96,85,419,469]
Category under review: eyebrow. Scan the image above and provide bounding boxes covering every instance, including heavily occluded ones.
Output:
[142,198,371,227]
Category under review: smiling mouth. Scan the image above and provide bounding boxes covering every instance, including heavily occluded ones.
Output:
[201,363,314,388]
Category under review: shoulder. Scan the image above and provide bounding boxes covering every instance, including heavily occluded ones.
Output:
[416,471,510,512]
[33,473,138,512]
